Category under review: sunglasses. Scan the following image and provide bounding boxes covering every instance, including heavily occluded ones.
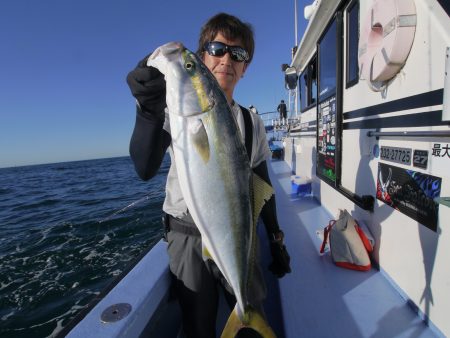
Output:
[203,41,250,63]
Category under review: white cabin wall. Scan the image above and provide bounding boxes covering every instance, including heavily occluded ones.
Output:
[293,138,316,179]
[432,194,450,332]
[283,137,294,172]
[341,1,450,335]
[289,109,320,193]
[346,0,449,111]
[290,0,450,334]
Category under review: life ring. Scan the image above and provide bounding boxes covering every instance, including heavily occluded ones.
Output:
[358,0,417,90]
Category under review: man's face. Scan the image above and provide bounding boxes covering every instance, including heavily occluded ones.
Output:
[202,32,248,100]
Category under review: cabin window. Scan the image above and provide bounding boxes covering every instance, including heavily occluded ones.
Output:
[313,4,374,211]
[346,0,359,87]
[300,57,317,112]
[318,19,337,101]
[317,17,339,185]
[310,59,318,105]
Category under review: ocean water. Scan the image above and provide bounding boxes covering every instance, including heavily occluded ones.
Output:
[0,155,170,337]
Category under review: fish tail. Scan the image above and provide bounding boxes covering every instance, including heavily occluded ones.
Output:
[221,305,277,338]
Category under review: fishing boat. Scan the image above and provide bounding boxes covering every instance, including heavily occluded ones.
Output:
[58,0,449,337]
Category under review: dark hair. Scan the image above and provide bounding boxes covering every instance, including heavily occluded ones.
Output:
[197,13,255,64]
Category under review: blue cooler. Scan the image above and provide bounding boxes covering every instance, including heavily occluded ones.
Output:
[291,176,312,196]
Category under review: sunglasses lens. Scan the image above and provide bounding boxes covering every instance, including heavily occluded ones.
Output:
[206,42,226,56]
[230,47,248,62]
[204,42,249,62]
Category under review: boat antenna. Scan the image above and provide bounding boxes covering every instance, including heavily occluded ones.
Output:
[294,0,298,47]
[293,0,299,117]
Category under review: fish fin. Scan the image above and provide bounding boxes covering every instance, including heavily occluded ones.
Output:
[252,173,274,226]
[221,306,276,338]
[189,119,210,163]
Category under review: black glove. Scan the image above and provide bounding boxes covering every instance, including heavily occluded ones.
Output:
[268,231,291,278]
[126,54,166,118]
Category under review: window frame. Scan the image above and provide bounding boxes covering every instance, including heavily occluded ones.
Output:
[313,0,373,211]
[316,16,340,186]
[345,0,360,88]
[299,56,318,113]
[318,17,338,103]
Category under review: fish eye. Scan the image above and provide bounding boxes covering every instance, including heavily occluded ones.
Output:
[185,61,195,73]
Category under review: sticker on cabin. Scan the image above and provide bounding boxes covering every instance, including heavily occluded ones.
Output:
[376,163,441,232]
[380,146,412,165]
[317,96,337,182]
[413,150,428,169]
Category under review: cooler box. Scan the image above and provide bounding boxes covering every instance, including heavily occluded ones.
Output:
[291,175,312,196]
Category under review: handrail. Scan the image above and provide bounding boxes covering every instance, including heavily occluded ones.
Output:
[367,130,450,138]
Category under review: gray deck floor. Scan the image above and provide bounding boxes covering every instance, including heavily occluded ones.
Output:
[261,159,440,338]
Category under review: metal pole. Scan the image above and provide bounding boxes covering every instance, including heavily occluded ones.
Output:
[294,0,298,46]
[294,0,299,117]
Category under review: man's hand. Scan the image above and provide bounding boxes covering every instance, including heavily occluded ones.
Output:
[268,230,291,278]
[126,54,166,117]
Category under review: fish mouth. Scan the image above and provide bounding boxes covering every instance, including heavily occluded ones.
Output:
[148,42,216,115]
[148,42,184,61]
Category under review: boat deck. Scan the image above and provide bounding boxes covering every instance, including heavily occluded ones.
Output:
[262,159,440,338]
[63,159,442,338]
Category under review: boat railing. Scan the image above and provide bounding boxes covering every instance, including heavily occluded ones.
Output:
[367,130,450,138]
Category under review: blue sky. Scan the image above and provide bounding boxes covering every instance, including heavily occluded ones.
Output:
[0,1,308,168]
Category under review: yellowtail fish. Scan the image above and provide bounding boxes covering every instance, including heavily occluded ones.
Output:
[148,42,276,338]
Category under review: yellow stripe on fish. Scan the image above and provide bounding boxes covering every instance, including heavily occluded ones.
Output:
[182,49,211,112]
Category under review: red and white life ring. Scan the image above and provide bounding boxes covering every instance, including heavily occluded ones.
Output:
[358,0,417,90]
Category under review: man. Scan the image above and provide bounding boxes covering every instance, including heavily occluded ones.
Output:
[127,13,290,338]
[249,104,258,114]
[277,100,287,120]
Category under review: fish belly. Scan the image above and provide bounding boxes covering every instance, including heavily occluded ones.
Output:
[170,111,252,312]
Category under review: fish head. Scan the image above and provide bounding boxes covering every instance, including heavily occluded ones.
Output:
[147,42,215,117]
